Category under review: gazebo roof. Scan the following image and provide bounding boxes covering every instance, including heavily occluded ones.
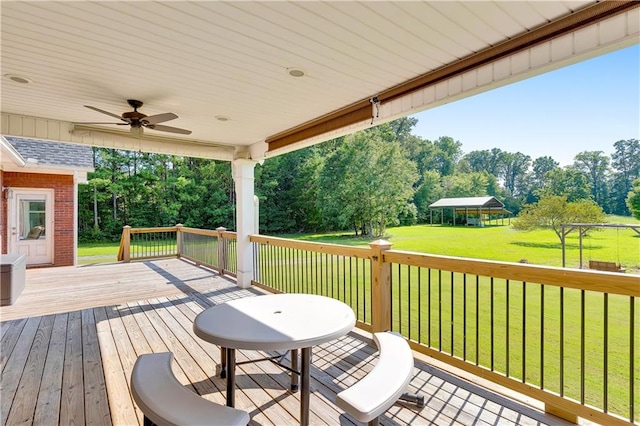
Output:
[428,196,505,209]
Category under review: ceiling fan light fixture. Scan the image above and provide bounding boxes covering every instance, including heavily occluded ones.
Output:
[4,74,31,84]
[287,68,305,78]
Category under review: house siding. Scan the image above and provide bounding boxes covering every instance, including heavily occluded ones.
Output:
[1,171,75,267]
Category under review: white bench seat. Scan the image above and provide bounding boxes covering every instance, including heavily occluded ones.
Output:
[336,332,416,425]
[130,352,250,426]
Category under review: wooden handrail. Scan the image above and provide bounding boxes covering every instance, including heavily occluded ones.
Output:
[250,234,370,259]
[384,250,639,297]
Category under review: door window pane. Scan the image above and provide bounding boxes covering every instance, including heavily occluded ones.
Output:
[19,199,46,239]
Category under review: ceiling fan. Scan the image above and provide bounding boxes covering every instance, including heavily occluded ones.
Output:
[79,99,192,135]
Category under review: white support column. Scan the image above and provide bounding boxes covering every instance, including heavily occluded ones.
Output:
[233,159,258,288]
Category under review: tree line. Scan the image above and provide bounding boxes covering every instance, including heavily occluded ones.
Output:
[78,117,639,242]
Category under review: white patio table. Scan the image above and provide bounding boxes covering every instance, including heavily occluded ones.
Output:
[193,293,356,426]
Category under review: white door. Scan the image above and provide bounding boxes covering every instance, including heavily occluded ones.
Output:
[8,189,54,265]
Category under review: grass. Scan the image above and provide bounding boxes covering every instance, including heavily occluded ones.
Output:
[284,215,640,273]
[79,215,640,271]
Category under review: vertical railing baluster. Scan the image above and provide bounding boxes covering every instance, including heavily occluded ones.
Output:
[362,257,367,324]
[342,256,347,303]
[428,268,431,348]
[581,289,586,405]
[560,287,565,396]
[439,270,442,351]
[604,293,608,413]
[418,268,422,345]
[314,251,318,295]
[630,296,635,423]
[398,263,408,333]
[324,253,329,297]
[390,264,395,332]
[463,273,467,361]
[506,279,510,377]
[355,257,359,319]
[491,277,494,371]
[270,245,275,289]
[541,284,545,389]
[476,275,479,365]
[408,264,412,340]
[522,281,526,383]
[450,271,454,355]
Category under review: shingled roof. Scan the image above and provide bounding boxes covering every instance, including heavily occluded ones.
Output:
[3,136,93,170]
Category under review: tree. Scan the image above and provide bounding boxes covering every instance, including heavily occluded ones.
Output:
[610,139,640,215]
[317,125,418,237]
[573,151,610,210]
[463,148,505,176]
[431,136,463,176]
[501,151,531,196]
[414,170,443,222]
[536,167,592,202]
[626,177,640,220]
[513,195,606,243]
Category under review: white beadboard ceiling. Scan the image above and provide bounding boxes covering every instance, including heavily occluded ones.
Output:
[1,1,637,161]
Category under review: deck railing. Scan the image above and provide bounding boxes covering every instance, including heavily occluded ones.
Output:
[250,236,639,426]
[118,225,237,276]
[119,226,638,425]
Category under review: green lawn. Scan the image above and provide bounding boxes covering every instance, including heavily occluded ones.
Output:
[79,216,640,272]
[284,215,640,273]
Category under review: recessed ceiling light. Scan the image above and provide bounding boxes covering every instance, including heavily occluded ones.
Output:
[215,115,231,122]
[4,74,31,84]
[287,68,305,78]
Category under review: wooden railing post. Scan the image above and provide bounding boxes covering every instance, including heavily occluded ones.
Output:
[175,224,184,258]
[121,225,131,263]
[216,227,227,274]
[369,239,393,333]
[545,404,578,424]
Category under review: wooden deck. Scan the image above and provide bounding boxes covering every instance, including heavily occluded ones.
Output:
[1,258,572,425]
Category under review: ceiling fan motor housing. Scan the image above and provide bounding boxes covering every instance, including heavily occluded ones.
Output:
[122,111,147,124]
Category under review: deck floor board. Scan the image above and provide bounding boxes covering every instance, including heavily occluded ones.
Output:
[0,259,570,425]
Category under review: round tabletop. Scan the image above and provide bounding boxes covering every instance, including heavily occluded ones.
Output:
[194,293,356,351]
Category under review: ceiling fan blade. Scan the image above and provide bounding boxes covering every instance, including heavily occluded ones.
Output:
[142,112,178,125]
[146,124,192,135]
[84,105,126,121]
[74,122,129,125]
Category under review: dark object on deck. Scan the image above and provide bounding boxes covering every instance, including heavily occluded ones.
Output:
[1,254,26,306]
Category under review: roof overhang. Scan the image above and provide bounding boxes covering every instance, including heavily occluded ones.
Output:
[1,1,638,161]
[1,137,93,182]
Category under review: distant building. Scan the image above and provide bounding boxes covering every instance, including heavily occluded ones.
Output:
[428,196,511,227]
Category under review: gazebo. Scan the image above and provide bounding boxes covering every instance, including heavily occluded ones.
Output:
[428,196,511,227]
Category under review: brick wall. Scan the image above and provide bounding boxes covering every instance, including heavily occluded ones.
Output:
[1,171,75,267]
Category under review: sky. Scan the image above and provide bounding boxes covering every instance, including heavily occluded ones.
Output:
[411,44,640,166]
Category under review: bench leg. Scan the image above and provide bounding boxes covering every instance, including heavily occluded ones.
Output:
[143,415,156,426]
[367,417,380,426]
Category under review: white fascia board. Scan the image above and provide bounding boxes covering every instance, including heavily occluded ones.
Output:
[0,136,26,167]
